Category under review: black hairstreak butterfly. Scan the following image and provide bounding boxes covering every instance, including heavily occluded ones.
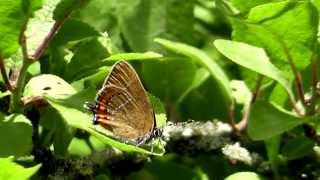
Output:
[84,61,162,146]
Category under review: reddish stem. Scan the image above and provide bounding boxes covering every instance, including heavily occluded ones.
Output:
[236,75,263,131]
[31,12,71,60]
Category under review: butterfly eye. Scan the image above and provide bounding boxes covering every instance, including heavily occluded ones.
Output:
[84,102,96,112]
[93,115,99,125]
[154,128,163,137]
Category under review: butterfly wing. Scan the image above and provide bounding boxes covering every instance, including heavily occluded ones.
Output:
[95,61,155,141]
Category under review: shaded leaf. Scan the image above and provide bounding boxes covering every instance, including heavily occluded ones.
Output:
[0,114,33,157]
[155,38,232,106]
[118,0,195,52]
[281,136,314,160]
[177,67,210,105]
[52,19,100,45]
[248,101,310,140]
[64,38,109,81]
[142,58,198,103]
[53,0,90,20]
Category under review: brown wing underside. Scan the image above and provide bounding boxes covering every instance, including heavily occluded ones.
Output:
[96,61,155,140]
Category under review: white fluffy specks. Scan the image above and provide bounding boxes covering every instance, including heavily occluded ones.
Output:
[162,120,232,151]
[222,142,254,165]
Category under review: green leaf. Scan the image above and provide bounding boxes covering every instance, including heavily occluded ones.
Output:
[128,154,208,180]
[177,67,210,105]
[118,0,195,52]
[0,157,41,180]
[52,19,100,45]
[22,0,43,15]
[105,52,163,61]
[265,136,281,175]
[180,75,230,120]
[73,0,121,53]
[64,38,109,82]
[281,136,314,160]
[24,74,76,99]
[0,0,43,58]
[71,66,110,91]
[0,91,11,99]
[40,106,74,156]
[230,0,269,13]
[214,39,294,102]
[0,114,33,157]
[248,101,309,140]
[155,38,232,106]
[45,87,165,155]
[68,135,107,157]
[232,1,318,70]
[53,0,90,20]
[142,58,198,104]
[225,172,266,180]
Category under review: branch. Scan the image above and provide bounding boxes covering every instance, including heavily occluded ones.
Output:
[236,75,263,131]
[30,10,72,60]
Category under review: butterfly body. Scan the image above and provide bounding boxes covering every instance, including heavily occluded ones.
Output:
[84,61,162,146]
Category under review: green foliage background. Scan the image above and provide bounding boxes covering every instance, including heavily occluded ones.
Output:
[0,0,320,179]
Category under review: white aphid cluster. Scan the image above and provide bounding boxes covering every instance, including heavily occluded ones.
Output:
[162,120,232,151]
[222,142,253,165]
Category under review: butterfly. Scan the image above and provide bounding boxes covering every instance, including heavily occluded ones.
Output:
[84,60,162,146]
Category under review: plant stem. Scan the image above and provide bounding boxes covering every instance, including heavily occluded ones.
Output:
[31,10,71,60]
[10,59,32,112]
[0,56,13,91]
[306,50,319,115]
[236,75,263,131]
[281,42,307,107]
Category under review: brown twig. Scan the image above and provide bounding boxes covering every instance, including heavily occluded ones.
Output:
[281,43,307,107]
[236,75,263,131]
[228,103,236,131]
[0,57,13,91]
[305,50,319,115]
[30,11,72,60]
[311,56,318,94]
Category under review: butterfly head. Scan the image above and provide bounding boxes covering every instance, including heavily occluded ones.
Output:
[152,128,163,138]
[84,102,99,125]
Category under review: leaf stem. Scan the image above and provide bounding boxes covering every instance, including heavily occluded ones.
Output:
[0,56,13,91]
[10,59,32,112]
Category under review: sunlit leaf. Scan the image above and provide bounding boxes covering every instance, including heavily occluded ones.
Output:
[0,157,41,180]
[214,40,294,102]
